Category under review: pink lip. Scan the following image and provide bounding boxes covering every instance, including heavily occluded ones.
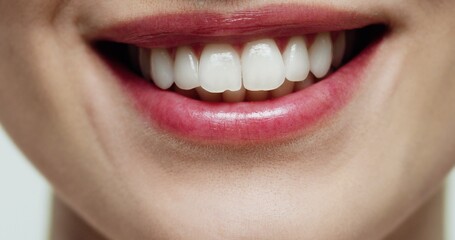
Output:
[94,4,380,48]
[97,4,384,144]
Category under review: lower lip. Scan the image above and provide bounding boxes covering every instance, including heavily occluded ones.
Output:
[105,39,381,144]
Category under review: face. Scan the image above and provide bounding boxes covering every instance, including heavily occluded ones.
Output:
[1,0,455,239]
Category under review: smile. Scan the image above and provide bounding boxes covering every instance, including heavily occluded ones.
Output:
[92,4,388,144]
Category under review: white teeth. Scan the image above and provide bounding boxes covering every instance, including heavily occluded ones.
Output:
[199,44,242,93]
[283,36,310,82]
[309,32,333,78]
[332,32,346,68]
[143,32,345,100]
[174,46,200,90]
[242,39,285,91]
[151,48,174,89]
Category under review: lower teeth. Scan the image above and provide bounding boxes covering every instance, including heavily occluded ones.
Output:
[177,74,320,102]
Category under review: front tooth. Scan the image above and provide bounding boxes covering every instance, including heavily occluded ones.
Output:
[199,44,242,93]
[283,36,310,82]
[332,32,346,68]
[151,48,174,89]
[309,33,333,78]
[242,39,285,91]
[174,46,200,90]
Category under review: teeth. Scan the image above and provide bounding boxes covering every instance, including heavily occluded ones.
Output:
[309,32,333,78]
[242,39,285,91]
[174,46,200,90]
[199,44,242,93]
[332,32,346,68]
[151,48,174,89]
[283,36,310,82]
[141,31,346,101]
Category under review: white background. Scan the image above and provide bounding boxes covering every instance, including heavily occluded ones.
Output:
[1,126,454,240]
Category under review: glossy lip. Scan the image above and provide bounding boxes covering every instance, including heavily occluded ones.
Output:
[95,4,385,144]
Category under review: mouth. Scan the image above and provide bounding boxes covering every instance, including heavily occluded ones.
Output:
[92,4,388,144]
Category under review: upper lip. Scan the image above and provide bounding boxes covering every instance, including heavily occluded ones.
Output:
[89,4,385,48]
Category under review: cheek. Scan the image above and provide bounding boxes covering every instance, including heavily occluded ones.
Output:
[1,1,455,240]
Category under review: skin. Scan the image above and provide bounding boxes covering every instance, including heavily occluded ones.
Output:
[0,0,454,239]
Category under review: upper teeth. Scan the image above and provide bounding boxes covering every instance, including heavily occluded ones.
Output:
[150,48,174,90]
[309,33,333,79]
[283,36,310,82]
[242,38,286,91]
[174,46,200,90]
[139,32,345,94]
[200,44,242,93]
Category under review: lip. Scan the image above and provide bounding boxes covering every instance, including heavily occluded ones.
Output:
[95,4,385,144]
[92,4,381,48]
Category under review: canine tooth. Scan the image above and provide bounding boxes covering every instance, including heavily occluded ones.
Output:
[309,33,333,78]
[199,44,242,93]
[151,48,174,89]
[196,87,222,102]
[139,48,151,80]
[174,46,200,90]
[242,39,285,91]
[283,36,310,82]
[246,91,269,102]
[332,32,346,68]
[223,87,246,103]
[271,80,295,99]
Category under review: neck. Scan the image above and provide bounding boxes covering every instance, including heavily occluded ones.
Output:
[50,187,446,240]
[50,197,106,240]
[385,186,445,240]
